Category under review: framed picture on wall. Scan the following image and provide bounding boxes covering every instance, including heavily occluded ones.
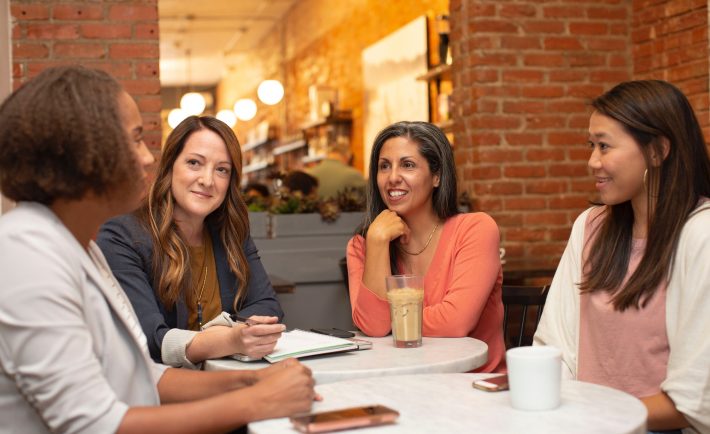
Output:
[362,15,429,175]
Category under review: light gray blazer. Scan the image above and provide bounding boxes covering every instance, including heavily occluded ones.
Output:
[0,203,167,434]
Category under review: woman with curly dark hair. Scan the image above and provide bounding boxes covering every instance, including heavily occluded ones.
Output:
[0,65,314,434]
[98,116,284,368]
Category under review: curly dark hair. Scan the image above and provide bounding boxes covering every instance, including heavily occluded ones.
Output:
[0,65,139,204]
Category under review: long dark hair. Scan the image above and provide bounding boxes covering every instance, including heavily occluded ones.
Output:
[360,121,459,272]
[580,80,710,310]
[140,116,250,311]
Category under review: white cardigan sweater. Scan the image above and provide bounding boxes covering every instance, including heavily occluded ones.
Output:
[534,203,710,434]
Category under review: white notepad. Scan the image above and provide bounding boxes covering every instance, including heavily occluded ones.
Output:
[263,329,359,363]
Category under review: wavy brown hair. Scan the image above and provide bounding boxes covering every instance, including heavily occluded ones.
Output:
[140,116,250,311]
[0,66,140,204]
[580,80,710,310]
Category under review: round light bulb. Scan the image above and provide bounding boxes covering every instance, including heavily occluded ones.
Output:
[257,79,284,105]
[180,92,206,116]
[216,109,237,128]
[233,98,257,121]
[167,108,188,129]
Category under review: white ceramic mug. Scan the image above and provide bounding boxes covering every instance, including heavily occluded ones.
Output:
[506,346,562,411]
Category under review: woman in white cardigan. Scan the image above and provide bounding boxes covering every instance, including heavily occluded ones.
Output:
[0,66,315,433]
[534,80,710,434]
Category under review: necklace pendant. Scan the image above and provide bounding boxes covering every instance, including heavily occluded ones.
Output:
[197,302,203,329]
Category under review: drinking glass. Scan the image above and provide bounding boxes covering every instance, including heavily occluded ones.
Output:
[385,275,424,348]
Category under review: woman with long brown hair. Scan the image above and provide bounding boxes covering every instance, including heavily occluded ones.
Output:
[98,116,284,368]
[534,80,710,433]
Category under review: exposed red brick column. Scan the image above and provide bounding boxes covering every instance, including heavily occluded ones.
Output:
[632,0,710,145]
[10,1,162,150]
[450,0,632,266]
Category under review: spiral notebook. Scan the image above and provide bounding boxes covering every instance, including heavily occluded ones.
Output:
[263,329,359,363]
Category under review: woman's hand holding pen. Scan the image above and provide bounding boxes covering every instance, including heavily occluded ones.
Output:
[185,315,284,363]
[232,315,285,359]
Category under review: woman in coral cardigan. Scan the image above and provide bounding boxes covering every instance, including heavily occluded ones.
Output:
[347,121,505,372]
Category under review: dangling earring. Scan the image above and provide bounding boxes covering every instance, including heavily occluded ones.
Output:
[643,169,648,189]
[645,167,660,200]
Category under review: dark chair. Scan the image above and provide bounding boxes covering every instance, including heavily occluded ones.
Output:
[502,284,549,348]
[339,257,349,294]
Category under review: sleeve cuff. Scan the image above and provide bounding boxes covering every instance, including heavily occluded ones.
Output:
[150,362,169,386]
[161,328,200,370]
[202,311,234,328]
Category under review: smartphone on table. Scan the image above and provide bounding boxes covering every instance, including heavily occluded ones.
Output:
[310,328,355,339]
[347,337,373,350]
[472,374,509,392]
[290,405,399,433]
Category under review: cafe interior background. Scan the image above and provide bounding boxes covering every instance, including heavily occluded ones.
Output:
[2,0,710,327]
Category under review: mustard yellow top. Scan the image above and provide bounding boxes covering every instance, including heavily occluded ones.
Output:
[187,232,221,331]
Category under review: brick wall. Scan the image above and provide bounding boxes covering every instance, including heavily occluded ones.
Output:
[632,0,710,139]
[9,0,705,265]
[10,1,162,151]
[450,0,633,266]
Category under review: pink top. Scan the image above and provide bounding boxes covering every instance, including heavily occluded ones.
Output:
[346,213,506,373]
[578,208,669,398]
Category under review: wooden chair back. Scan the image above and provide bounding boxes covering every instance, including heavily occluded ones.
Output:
[502,284,550,348]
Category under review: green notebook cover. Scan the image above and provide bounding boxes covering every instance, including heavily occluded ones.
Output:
[264,329,358,363]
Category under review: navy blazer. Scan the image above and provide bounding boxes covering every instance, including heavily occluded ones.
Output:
[96,213,284,362]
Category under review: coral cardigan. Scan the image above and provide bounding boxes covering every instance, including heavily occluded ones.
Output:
[347,213,505,373]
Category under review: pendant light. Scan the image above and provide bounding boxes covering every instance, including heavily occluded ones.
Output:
[178,49,205,117]
[180,92,206,116]
[234,98,257,121]
[216,109,237,128]
[168,108,188,129]
[257,79,284,105]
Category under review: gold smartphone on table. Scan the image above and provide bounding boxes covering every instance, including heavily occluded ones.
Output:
[290,405,399,433]
[472,374,509,392]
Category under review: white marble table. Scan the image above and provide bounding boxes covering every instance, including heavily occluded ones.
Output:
[248,374,647,434]
[204,335,488,385]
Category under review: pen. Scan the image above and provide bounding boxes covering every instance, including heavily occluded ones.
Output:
[230,314,290,331]
[230,314,260,326]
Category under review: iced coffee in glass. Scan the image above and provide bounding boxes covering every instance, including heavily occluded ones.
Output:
[385,275,424,348]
